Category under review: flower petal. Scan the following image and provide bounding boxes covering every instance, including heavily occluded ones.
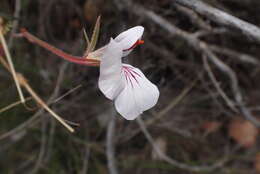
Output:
[114,26,144,57]
[114,64,159,120]
[98,39,125,100]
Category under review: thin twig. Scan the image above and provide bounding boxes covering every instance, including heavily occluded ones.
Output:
[29,62,68,173]
[81,147,91,174]
[173,3,212,31]
[200,44,260,127]
[174,0,260,43]
[202,54,238,112]
[17,74,74,132]
[29,116,48,174]
[0,63,68,140]
[43,115,56,163]
[0,112,39,141]
[106,114,119,174]
[146,78,198,126]
[85,15,101,55]
[209,45,260,65]
[52,84,82,103]
[0,54,11,71]
[137,117,229,172]
[0,30,25,103]
[120,78,197,143]
[0,97,32,114]
[0,54,75,132]
[8,0,22,47]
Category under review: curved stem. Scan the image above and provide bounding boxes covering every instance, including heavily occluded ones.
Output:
[20,28,99,66]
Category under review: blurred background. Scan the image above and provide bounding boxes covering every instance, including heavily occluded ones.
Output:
[1,0,260,173]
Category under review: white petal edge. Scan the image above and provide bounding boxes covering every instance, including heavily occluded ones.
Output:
[114,64,159,120]
[114,26,144,57]
[98,38,125,100]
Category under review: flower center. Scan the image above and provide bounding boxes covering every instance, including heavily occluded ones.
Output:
[123,39,144,51]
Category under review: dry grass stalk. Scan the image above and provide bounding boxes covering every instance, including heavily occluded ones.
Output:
[0,22,25,103]
[84,16,101,56]
[0,53,75,132]
[0,97,32,114]
[16,74,75,132]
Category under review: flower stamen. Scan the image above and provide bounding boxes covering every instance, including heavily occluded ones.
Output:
[123,39,144,51]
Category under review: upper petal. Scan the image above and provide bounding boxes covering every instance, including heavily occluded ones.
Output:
[98,39,125,100]
[114,26,144,57]
[114,64,159,120]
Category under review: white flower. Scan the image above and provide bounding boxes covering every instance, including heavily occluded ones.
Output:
[98,27,159,120]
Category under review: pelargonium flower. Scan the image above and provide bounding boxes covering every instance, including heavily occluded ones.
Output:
[20,25,159,120]
[98,27,159,120]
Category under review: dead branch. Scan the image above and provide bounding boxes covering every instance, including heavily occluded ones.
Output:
[106,114,119,174]
[173,3,212,31]
[174,0,260,43]
[29,62,68,174]
[209,45,260,65]
[8,0,22,48]
[137,117,229,172]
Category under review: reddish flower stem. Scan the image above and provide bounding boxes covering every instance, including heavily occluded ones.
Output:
[20,28,99,66]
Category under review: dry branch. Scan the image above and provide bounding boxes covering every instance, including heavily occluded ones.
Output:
[0,55,74,132]
[0,28,25,103]
[174,0,260,43]
[137,117,229,172]
[106,114,119,174]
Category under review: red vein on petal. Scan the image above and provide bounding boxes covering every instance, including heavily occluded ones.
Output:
[123,66,140,87]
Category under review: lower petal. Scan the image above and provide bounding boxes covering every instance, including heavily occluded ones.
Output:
[114,64,159,120]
